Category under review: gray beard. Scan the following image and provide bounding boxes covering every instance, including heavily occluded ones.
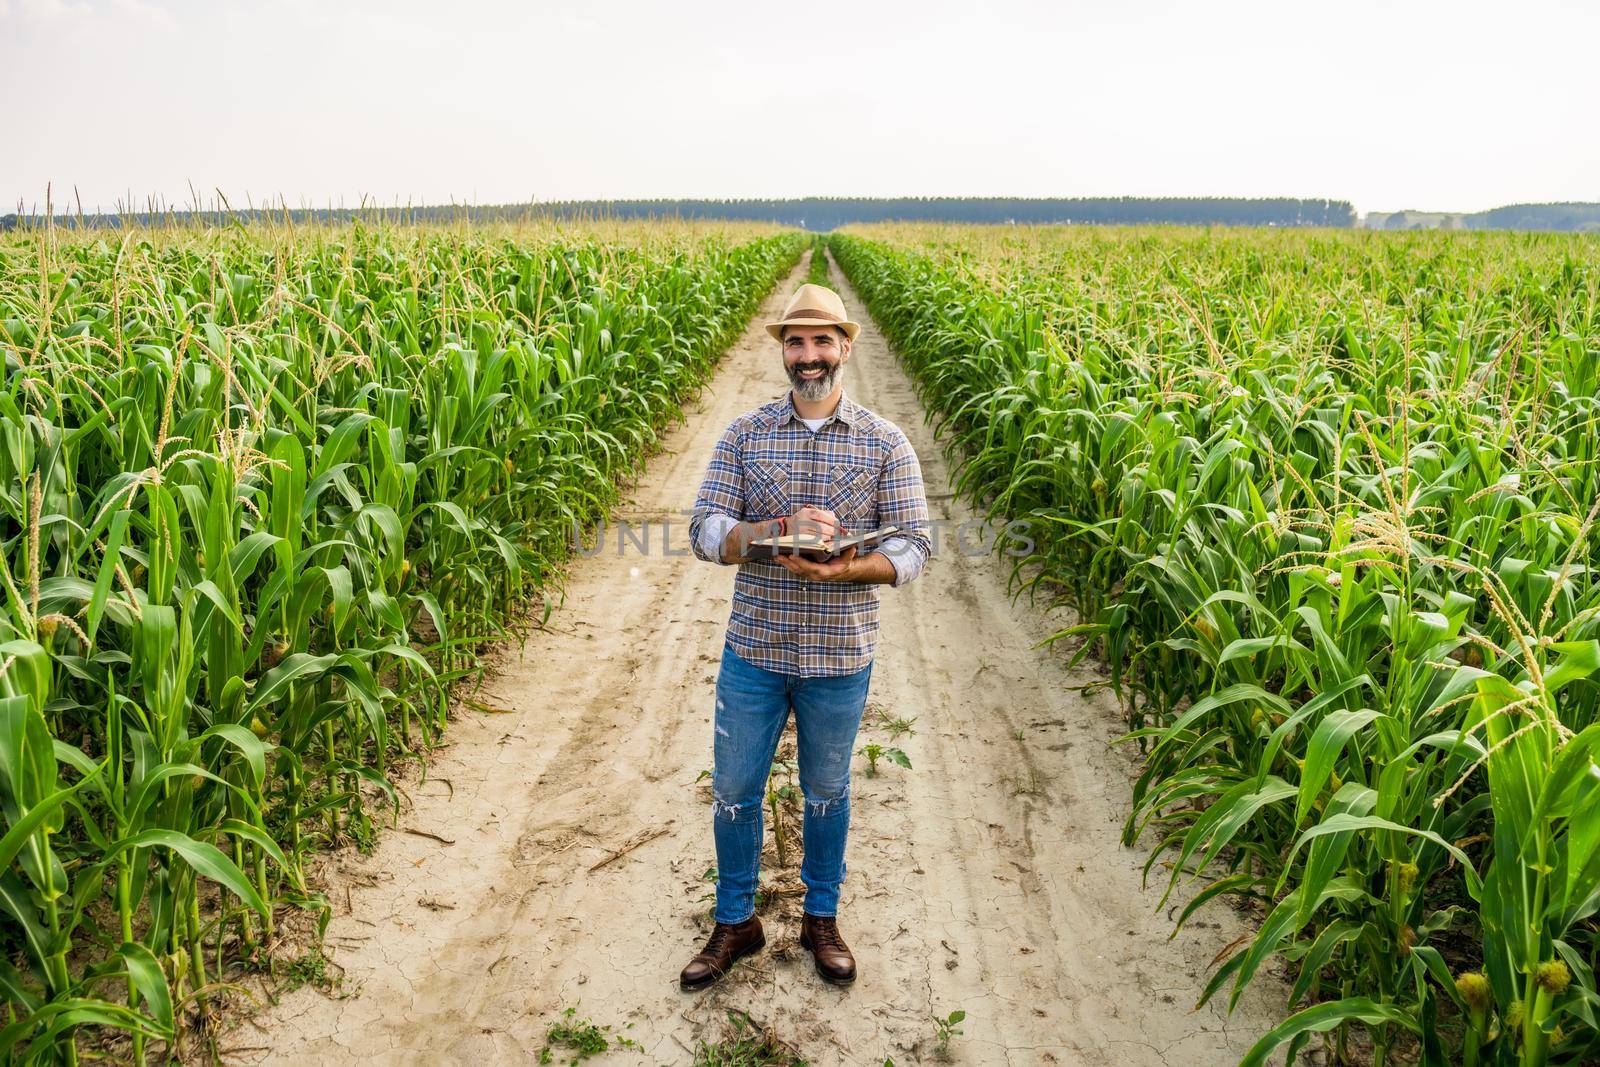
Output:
[789,362,841,402]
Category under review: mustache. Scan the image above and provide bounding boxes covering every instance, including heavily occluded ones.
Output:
[791,360,836,374]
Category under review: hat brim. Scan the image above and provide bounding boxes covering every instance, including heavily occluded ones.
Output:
[765,317,861,341]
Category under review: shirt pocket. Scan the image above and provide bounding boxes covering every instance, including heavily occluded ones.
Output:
[746,458,791,520]
[827,461,876,530]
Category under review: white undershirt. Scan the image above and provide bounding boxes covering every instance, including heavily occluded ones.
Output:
[798,415,828,431]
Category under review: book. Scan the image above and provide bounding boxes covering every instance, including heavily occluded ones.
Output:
[745,525,900,562]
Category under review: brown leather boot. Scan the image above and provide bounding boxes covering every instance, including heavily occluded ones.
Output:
[679,916,765,991]
[798,913,856,985]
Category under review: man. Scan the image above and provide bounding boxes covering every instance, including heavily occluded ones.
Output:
[682,281,933,991]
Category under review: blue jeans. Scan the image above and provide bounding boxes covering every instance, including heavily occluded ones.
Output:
[711,642,874,924]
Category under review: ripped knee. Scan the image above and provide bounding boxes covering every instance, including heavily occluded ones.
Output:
[801,782,850,818]
[712,792,756,822]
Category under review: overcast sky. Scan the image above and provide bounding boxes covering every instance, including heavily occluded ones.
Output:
[5,0,1597,216]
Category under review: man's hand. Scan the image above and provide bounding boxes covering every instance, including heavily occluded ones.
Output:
[720,506,844,565]
[777,546,901,584]
[775,506,855,581]
[776,545,858,582]
[789,505,842,541]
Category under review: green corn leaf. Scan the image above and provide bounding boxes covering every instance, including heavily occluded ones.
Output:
[106,828,267,918]
[1238,997,1419,1067]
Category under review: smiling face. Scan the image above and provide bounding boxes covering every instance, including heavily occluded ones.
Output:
[782,324,851,402]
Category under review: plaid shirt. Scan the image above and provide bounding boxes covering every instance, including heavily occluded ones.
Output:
[690,390,932,677]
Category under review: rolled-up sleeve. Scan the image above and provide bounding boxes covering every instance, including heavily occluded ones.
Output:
[690,424,745,564]
[872,433,932,587]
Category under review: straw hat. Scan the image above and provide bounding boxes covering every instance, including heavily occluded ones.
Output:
[765,283,860,341]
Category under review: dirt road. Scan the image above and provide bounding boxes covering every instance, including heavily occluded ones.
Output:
[226,254,1286,1065]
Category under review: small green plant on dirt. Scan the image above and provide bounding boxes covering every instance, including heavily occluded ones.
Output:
[931,1009,966,1057]
[280,948,340,994]
[696,768,713,784]
[540,1006,639,1064]
[857,743,912,777]
[878,712,918,741]
[345,806,385,857]
[999,768,1045,797]
[693,1009,808,1066]
[766,759,800,866]
[348,811,380,854]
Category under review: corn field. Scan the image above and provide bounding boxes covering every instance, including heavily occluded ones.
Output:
[832,225,1600,1066]
[0,219,802,1061]
[8,213,1599,1066]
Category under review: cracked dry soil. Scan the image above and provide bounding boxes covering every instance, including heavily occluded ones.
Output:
[221,255,1291,1066]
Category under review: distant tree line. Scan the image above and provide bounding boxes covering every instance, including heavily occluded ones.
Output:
[2,196,1354,232]
[1464,203,1600,233]
[7,197,1600,233]
[525,197,1358,230]
[1365,203,1600,233]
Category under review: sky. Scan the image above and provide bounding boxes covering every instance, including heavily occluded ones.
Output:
[4,0,1598,217]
